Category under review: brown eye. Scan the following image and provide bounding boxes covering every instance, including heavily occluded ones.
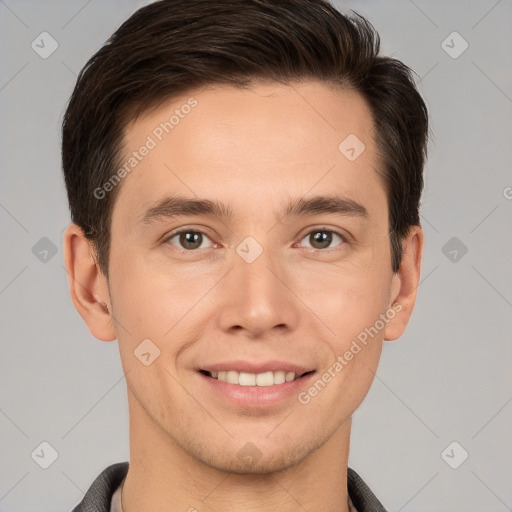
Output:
[167,230,212,250]
[300,229,345,250]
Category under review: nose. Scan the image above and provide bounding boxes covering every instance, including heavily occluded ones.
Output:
[216,243,300,339]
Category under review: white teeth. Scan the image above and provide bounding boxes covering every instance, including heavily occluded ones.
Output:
[227,370,238,384]
[210,370,302,386]
[255,371,273,386]
[273,371,286,384]
[285,371,295,382]
[239,372,256,386]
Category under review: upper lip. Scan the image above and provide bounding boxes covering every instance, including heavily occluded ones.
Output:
[199,360,315,375]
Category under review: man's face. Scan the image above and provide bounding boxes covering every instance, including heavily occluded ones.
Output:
[107,81,399,472]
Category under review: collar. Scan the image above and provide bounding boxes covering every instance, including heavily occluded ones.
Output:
[72,462,387,512]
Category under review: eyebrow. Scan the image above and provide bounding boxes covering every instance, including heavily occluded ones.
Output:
[139,194,368,225]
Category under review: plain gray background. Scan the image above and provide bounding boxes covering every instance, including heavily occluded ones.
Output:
[1,0,511,511]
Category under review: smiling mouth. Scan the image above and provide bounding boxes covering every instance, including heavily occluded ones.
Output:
[199,369,315,386]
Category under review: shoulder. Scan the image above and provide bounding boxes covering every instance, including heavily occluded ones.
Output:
[70,462,129,512]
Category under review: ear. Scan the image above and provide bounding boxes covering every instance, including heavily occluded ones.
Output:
[384,225,424,341]
[63,223,116,342]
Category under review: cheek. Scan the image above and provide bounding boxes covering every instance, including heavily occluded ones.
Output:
[294,258,391,342]
[108,241,212,338]
[300,268,388,415]
[124,360,191,430]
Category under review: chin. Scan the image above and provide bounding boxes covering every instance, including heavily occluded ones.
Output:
[185,435,323,475]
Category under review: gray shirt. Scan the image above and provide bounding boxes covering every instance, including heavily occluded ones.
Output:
[109,480,358,511]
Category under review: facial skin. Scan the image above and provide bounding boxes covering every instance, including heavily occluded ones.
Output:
[65,81,423,511]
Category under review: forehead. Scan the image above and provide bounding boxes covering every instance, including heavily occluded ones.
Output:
[125,80,375,150]
[114,80,384,227]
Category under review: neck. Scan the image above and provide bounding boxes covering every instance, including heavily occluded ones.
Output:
[121,392,352,512]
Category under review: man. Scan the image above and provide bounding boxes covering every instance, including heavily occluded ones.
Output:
[62,1,427,510]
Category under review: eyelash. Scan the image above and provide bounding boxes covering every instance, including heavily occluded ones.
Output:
[164,227,349,252]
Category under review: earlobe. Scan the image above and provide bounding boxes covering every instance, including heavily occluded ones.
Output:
[63,224,117,342]
[384,226,424,342]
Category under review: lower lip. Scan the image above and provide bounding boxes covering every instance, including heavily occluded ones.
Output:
[197,371,316,408]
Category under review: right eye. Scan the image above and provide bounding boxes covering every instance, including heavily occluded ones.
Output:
[165,230,216,251]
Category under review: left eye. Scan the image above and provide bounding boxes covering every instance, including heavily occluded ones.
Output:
[298,229,346,250]
[167,230,214,250]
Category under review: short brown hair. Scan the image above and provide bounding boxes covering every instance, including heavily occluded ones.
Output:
[62,0,428,277]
